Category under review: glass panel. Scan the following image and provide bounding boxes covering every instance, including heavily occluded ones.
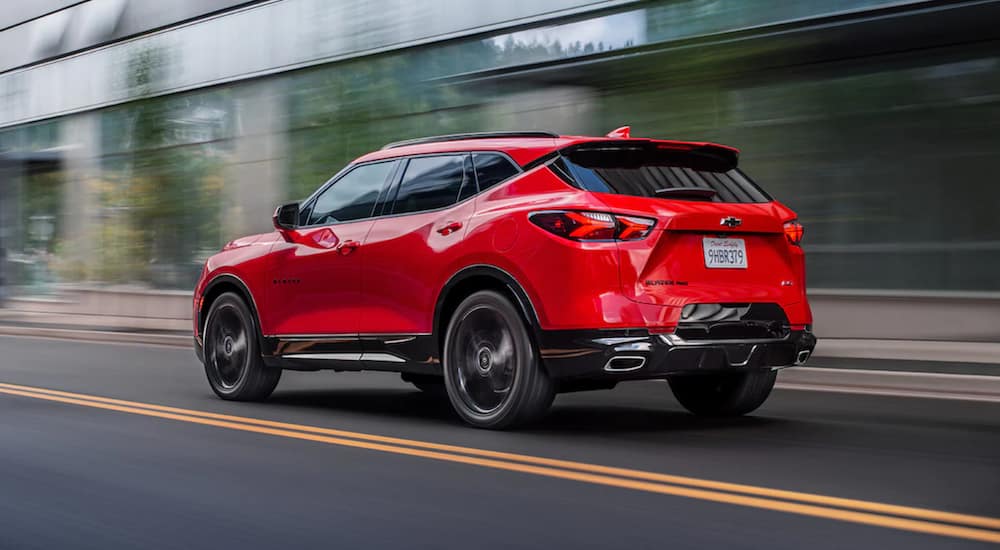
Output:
[1,0,919,128]
[558,149,769,204]
[307,161,395,225]
[472,153,520,192]
[600,48,1000,290]
[0,120,64,297]
[285,54,486,199]
[94,89,233,288]
[391,155,468,215]
[0,0,997,295]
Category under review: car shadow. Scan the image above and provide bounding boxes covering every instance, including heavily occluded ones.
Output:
[534,404,787,435]
[264,386,790,435]
[267,388,458,424]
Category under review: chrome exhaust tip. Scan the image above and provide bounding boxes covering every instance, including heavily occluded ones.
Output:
[795,350,811,365]
[603,356,646,372]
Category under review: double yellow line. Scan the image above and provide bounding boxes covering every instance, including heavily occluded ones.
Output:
[2,381,998,544]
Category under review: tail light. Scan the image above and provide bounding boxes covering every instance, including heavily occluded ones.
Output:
[784,220,804,246]
[529,211,655,241]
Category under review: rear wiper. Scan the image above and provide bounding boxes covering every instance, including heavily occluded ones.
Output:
[653,187,718,200]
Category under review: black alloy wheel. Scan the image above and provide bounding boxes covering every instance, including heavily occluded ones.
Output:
[443,290,554,429]
[202,292,281,401]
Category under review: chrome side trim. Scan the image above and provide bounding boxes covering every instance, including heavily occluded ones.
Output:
[267,335,358,341]
[268,333,431,339]
[659,334,790,347]
[360,332,432,337]
[282,353,362,361]
[361,352,407,363]
[279,352,408,363]
[593,337,650,346]
[613,341,653,352]
[729,345,761,367]
[382,337,417,344]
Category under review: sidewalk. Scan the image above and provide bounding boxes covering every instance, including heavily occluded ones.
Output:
[0,320,190,347]
[813,338,1000,365]
[2,282,998,402]
[2,312,998,402]
[1,310,997,364]
[776,367,1000,403]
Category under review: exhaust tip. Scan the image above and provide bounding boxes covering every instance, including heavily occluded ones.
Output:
[604,356,646,372]
[796,350,811,365]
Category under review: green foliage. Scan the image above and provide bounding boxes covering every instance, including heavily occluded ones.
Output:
[21,170,64,253]
[88,45,226,288]
[286,51,492,199]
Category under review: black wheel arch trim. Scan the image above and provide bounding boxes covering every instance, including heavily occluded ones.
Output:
[199,273,264,344]
[434,264,542,344]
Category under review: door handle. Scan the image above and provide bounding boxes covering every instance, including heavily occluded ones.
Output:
[436,221,463,236]
[336,240,360,255]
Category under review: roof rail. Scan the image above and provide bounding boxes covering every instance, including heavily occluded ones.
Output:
[381,131,559,150]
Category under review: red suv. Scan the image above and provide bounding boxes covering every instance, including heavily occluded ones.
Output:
[194,129,815,429]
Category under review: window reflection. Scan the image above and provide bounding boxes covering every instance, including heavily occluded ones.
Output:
[0,0,997,292]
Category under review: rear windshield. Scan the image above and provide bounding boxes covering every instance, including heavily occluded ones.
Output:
[553,147,771,204]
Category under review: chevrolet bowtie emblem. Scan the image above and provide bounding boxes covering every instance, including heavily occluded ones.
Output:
[720,216,742,228]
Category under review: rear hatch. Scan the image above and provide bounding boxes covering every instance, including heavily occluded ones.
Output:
[553,140,802,308]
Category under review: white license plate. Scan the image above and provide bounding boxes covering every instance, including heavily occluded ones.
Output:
[703,237,748,269]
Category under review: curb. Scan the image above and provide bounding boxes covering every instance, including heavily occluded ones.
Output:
[2,326,998,402]
[0,326,190,348]
[813,339,1000,365]
[776,367,1000,403]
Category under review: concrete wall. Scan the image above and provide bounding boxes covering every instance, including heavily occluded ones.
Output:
[60,113,100,267]
[7,286,999,344]
[223,79,288,238]
[810,291,1000,343]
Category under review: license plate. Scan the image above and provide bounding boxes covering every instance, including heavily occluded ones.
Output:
[703,237,747,269]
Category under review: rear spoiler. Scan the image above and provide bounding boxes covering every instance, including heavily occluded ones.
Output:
[562,140,740,172]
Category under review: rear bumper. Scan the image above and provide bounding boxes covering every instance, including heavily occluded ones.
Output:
[538,328,816,381]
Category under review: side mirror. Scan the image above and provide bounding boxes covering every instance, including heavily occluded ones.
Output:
[273,202,300,231]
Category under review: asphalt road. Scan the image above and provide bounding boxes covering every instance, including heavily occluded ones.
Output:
[0,335,998,549]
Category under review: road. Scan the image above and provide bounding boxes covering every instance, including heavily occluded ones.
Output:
[0,335,997,549]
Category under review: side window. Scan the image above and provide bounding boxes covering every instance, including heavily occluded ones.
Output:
[306,161,396,225]
[472,153,520,192]
[390,155,471,215]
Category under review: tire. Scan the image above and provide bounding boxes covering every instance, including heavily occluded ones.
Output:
[668,369,776,417]
[202,292,281,401]
[442,290,554,429]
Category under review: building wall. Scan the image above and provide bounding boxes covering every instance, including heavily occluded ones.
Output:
[1,0,999,300]
[0,0,643,127]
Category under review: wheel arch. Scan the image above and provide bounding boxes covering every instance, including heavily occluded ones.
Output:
[433,265,542,354]
[199,274,264,340]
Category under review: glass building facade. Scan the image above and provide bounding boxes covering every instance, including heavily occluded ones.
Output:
[1,0,998,294]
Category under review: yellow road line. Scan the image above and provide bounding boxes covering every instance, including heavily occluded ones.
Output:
[1,383,998,544]
[1,381,996,531]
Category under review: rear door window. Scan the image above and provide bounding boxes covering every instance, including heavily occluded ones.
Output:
[472,153,520,192]
[390,154,473,215]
